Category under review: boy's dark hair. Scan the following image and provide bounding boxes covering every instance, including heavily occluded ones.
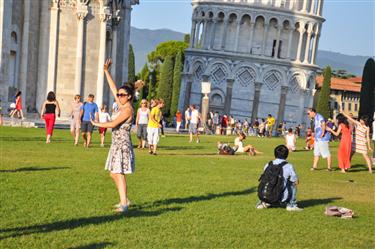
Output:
[288,128,293,133]
[274,145,289,160]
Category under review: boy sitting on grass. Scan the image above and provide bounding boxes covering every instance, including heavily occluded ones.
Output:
[256,145,303,211]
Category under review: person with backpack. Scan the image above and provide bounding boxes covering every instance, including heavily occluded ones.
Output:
[256,145,303,211]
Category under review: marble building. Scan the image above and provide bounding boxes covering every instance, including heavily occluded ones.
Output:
[0,0,138,118]
[178,0,325,126]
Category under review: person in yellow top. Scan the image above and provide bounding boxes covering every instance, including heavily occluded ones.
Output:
[147,99,164,155]
[266,114,276,137]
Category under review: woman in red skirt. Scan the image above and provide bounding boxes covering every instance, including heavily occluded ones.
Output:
[327,114,351,173]
[40,91,61,143]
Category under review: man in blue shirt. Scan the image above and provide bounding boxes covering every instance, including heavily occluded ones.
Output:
[80,94,99,147]
[307,108,332,171]
[256,145,303,211]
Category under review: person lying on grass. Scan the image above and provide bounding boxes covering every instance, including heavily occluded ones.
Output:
[233,131,262,156]
[256,145,303,211]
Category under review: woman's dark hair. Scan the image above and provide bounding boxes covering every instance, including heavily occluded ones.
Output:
[47,91,56,101]
[274,145,289,160]
[336,113,349,127]
[288,128,293,133]
[119,82,135,101]
[15,91,22,97]
[360,115,369,126]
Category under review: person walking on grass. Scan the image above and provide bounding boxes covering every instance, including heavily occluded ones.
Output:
[99,105,111,147]
[372,112,375,165]
[80,94,99,148]
[326,114,352,173]
[136,99,150,149]
[91,59,135,213]
[307,108,332,171]
[70,94,83,146]
[184,107,190,130]
[342,113,373,173]
[175,110,182,133]
[188,104,200,143]
[147,99,164,155]
[40,91,61,144]
[10,91,25,120]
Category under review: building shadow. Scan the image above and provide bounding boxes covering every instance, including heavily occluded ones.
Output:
[0,166,70,173]
[0,207,182,240]
[298,197,342,208]
[160,153,218,156]
[139,187,257,209]
[157,145,205,151]
[68,242,115,249]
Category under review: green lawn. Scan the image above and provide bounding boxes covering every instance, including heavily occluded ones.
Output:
[0,127,374,248]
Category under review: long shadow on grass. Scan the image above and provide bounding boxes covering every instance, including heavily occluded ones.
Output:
[139,187,256,209]
[0,136,69,142]
[0,166,70,173]
[347,164,371,173]
[68,242,115,249]
[298,197,342,208]
[157,145,205,150]
[0,207,182,240]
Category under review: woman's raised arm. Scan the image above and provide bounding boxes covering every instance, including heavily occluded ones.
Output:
[103,58,120,106]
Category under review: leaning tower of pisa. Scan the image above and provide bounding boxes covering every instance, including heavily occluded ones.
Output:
[178,0,324,126]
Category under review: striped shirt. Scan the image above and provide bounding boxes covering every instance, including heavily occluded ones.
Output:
[352,124,368,154]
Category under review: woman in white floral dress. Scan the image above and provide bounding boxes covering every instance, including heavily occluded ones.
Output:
[91,59,135,213]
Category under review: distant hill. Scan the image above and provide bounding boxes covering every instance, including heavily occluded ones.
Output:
[130,26,373,76]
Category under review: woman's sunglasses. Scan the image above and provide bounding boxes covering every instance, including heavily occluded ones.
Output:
[117,93,129,97]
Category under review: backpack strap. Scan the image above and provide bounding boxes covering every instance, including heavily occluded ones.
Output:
[278,161,289,167]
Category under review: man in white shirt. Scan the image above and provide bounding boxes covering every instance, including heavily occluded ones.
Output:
[188,105,200,143]
[184,107,190,130]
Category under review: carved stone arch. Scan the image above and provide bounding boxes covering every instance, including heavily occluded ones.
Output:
[268,16,280,26]
[288,73,305,94]
[210,88,226,106]
[192,60,205,81]
[228,12,239,22]
[262,67,286,90]
[216,10,225,20]
[206,62,229,86]
[240,13,252,23]
[306,73,316,90]
[234,66,257,88]
[255,14,266,22]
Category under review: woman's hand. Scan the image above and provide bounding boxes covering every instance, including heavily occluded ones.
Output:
[326,127,332,132]
[90,118,97,126]
[104,58,112,71]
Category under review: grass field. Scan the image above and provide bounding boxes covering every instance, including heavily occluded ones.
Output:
[1,126,374,249]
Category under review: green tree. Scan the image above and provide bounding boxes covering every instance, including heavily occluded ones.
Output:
[148,41,188,64]
[317,66,332,119]
[184,34,190,44]
[359,58,375,120]
[157,55,174,115]
[170,52,183,117]
[128,44,136,83]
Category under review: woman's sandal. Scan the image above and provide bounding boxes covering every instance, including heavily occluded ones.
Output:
[115,204,128,213]
[114,199,132,208]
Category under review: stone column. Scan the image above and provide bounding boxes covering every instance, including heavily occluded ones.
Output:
[183,74,193,111]
[302,0,307,12]
[303,25,313,63]
[190,19,197,48]
[47,0,60,93]
[224,78,234,115]
[19,0,31,113]
[234,19,241,52]
[221,17,229,50]
[209,19,217,50]
[311,26,320,64]
[317,0,324,16]
[286,28,294,59]
[74,3,88,96]
[200,18,208,49]
[121,3,132,83]
[261,23,269,56]
[251,82,262,122]
[295,25,305,62]
[194,19,201,48]
[36,0,50,111]
[201,75,210,125]
[310,0,316,14]
[96,3,111,107]
[276,86,289,129]
[273,25,282,58]
[248,21,255,53]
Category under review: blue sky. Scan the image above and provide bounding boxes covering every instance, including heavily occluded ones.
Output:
[132,0,375,57]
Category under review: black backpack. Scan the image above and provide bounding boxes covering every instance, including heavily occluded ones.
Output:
[219,145,235,155]
[257,161,288,204]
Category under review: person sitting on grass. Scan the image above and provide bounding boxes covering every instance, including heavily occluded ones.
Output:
[256,145,303,211]
[285,128,296,152]
[305,128,314,150]
[234,131,262,156]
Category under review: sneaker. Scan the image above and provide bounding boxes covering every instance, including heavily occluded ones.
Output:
[256,202,269,209]
[196,139,200,143]
[286,206,303,212]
